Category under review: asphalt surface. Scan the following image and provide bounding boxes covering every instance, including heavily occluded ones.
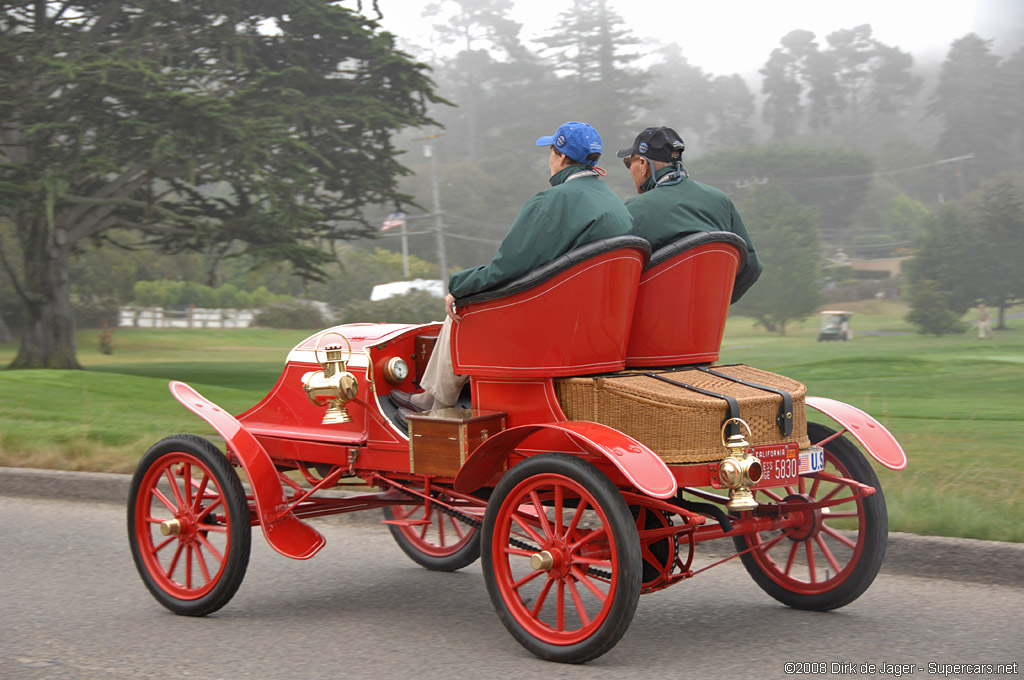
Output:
[1,466,1022,588]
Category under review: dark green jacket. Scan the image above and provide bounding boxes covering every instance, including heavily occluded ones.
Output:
[449,165,634,299]
[625,167,762,302]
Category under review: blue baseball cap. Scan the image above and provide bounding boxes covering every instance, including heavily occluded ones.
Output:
[536,121,602,166]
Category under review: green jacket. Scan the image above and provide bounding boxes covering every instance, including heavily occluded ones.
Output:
[449,165,634,299]
[625,167,762,302]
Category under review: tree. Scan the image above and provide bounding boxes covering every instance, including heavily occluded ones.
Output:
[538,0,645,145]
[0,1,440,369]
[760,30,837,138]
[904,203,981,317]
[927,34,1012,185]
[973,173,1024,328]
[730,186,822,335]
[824,25,921,142]
[905,280,967,336]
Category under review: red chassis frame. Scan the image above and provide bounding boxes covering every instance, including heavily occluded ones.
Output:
[133,234,906,663]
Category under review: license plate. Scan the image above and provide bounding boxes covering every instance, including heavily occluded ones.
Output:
[748,443,825,488]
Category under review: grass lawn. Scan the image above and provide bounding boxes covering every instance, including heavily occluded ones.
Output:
[1,303,1022,542]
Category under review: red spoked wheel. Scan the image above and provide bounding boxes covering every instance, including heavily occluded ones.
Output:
[128,435,251,616]
[383,487,481,571]
[481,453,641,664]
[733,422,888,610]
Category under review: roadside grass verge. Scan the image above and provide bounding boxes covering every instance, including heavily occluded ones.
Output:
[1,308,1022,542]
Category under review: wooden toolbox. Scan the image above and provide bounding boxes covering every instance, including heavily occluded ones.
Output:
[407,408,507,477]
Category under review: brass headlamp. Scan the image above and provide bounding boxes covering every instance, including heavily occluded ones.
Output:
[302,332,359,425]
[718,417,763,512]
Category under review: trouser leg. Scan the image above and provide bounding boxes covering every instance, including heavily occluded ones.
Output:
[419,316,468,408]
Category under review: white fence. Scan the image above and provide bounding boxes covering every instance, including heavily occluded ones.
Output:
[119,307,256,329]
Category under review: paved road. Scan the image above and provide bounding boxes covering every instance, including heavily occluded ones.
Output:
[2,496,1021,680]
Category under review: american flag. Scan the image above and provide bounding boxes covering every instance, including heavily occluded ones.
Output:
[381,211,406,232]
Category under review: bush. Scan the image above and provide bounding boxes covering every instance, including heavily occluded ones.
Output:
[341,290,443,324]
[905,280,966,336]
[253,302,326,329]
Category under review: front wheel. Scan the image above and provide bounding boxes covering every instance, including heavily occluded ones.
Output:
[128,434,251,616]
[733,422,888,610]
[481,453,641,664]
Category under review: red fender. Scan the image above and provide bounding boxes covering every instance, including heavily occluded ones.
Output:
[169,381,325,560]
[454,421,676,499]
[806,396,907,471]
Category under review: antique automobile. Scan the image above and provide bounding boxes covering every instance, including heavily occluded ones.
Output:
[127,233,906,664]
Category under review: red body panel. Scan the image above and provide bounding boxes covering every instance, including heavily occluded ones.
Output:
[451,247,647,377]
[454,421,676,499]
[626,241,741,367]
[806,396,907,470]
[169,381,326,559]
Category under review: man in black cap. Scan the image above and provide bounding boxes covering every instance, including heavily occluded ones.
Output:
[617,126,762,301]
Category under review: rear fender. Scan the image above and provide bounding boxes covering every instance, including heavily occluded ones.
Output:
[454,421,676,499]
[169,381,325,559]
[806,396,907,471]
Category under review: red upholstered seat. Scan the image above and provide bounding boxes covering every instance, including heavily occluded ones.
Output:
[625,232,746,367]
[451,236,651,378]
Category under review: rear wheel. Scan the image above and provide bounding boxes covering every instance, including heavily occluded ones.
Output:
[384,486,481,571]
[482,453,641,664]
[733,422,887,610]
[128,435,251,616]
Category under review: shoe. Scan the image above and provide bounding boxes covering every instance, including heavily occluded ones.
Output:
[395,407,414,429]
[389,390,421,411]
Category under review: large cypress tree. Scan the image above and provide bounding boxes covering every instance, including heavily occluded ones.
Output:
[0,1,441,368]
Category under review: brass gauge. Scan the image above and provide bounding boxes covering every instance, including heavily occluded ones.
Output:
[382,357,409,384]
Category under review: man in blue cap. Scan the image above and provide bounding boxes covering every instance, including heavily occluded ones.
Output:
[618,126,762,302]
[391,121,633,420]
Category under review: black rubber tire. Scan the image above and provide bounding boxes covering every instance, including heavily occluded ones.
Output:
[383,489,481,571]
[733,422,888,611]
[481,453,641,664]
[128,434,251,616]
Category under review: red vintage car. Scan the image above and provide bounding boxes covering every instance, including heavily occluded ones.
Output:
[127,233,906,664]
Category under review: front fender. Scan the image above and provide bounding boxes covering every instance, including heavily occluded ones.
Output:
[453,421,676,499]
[170,381,325,560]
[806,396,907,471]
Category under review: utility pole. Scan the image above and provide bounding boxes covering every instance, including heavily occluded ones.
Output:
[424,142,448,293]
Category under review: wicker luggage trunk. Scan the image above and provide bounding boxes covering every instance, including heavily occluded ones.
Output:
[555,364,810,463]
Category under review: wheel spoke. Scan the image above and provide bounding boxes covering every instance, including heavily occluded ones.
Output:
[531,576,555,617]
[447,514,466,541]
[186,544,194,589]
[435,507,445,544]
[556,580,566,632]
[566,577,591,627]
[554,485,564,539]
[511,512,546,546]
[804,541,817,583]
[194,543,212,583]
[152,488,177,514]
[195,497,224,522]
[569,565,608,601]
[195,532,224,564]
[164,468,185,509]
[504,546,536,559]
[182,463,193,507]
[512,569,545,591]
[565,497,589,540]
[821,523,857,549]
[571,554,613,569]
[166,542,184,581]
[815,534,842,573]
[530,491,553,540]
[759,487,785,503]
[569,526,606,553]
[190,474,210,514]
[783,541,799,576]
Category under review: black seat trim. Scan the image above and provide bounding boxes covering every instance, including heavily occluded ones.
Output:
[456,235,652,307]
[646,231,748,272]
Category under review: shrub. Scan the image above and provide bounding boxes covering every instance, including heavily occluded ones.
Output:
[905,280,966,336]
[253,302,326,329]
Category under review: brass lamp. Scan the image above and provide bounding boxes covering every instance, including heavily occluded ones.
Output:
[718,417,763,512]
[302,333,359,425]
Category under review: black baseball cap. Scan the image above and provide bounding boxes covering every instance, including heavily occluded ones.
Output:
[616,127,686,163]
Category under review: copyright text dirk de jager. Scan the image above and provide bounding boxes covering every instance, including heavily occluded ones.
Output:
[783,661,1019,677]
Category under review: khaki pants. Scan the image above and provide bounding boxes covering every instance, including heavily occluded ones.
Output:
[420,316,468,407]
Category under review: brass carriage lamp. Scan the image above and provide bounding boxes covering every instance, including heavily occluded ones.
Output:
[718,418,763,512]
[302,333,359,425]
